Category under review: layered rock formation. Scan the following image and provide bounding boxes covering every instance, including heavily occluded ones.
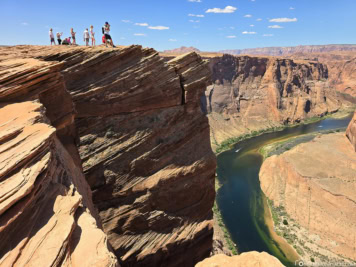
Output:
[0,45,216,266]
[346,111,356,151]
[196,252,284,267]
[220,44,356,56]
[203,54,342,145]
[0,102,117,266]
[290,52,356,98]
[259,130,356,262]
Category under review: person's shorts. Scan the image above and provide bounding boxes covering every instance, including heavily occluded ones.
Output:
[51,38,55,42]
[85,38,89,42]
[72,36,76,41]
[105,34,112,40]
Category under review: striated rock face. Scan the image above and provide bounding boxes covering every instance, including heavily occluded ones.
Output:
[346,111,356,151]
[290,52,356,98]
[196,252,284,267]
[0,45,216,266]
[220,44,356,56]
[203,54,341,145]
[0,102,117,266]
[259,132,356,262]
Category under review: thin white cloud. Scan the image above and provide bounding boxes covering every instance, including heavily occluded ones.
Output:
[189,14,205,17]
[134,33,147,36]
[188,0,202,2]
[251,0,256,1]
[120,37,126,40]
[122,20,131,23]
[256,18,262,21]
[268,25,283,29]
[169,39,177,42]
[244,14,252,18]
[189,20,200,23]
[263,34,274,37]
[226,35,236,38]
[230,26,235,29]
[206,6,237,14]
[21,22,29,26]
[242,31,257,34]
[269,17,297,22]
[289,7,295,10]
[148,26,169,30]
[135,23,148,26]
[250,24,255,27]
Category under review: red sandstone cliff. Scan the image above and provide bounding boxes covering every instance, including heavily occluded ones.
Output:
[259,132,356,263]
[0,45,216,266]
[346,111,356,151]
[202,54,342,145]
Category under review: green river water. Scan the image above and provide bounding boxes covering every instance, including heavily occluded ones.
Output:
[216,113,354,266]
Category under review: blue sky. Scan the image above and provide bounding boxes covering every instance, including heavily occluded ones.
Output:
[0,0,355,51]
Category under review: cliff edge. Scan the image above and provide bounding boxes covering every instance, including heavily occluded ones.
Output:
[0,45,216,266]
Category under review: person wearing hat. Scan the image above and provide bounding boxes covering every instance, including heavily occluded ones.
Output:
[103,22,115,47]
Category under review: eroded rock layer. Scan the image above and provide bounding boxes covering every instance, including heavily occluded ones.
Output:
[0,45,216,267]
[0,102,117,267]
[346,111,356,151]
[196,252,284,267]
[203,54,342,145]
[259,132,356,262]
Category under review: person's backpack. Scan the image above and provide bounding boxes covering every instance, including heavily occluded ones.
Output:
[102,35,106,44]
[102,27,105,34]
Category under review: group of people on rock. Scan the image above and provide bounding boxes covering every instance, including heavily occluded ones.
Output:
[49,22,115,47]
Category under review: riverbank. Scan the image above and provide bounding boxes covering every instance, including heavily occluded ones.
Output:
[214,105,355,155]
[212,179,237,256]
[259,128,356,265]
[212,107,355,263]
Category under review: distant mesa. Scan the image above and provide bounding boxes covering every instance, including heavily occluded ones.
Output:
[220,44,356,56]
[162,46,201,54]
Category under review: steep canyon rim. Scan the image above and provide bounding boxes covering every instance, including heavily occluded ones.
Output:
[0,44,355,267]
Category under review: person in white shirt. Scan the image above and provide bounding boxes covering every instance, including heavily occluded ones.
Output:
[103,22,115,47]
[83,28,90,46]
[49,28,55,45]
[90,25,95,46]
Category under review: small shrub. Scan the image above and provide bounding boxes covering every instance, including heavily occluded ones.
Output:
[283,219,288,225]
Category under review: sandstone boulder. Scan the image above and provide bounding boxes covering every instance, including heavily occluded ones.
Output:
[196,252,284,267]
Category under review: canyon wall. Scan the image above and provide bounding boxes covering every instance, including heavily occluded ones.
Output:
[220,44,356,56]
[259,129,356,262]
[0,46,216,266]
[203,54,342,145]
[346,111,356,151]
[289,52,356,98]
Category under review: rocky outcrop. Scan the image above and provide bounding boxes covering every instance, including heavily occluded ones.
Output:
[196,252,284,267]
[0,102,117,266]
[0,45,216,266]
[203,54,341,145]
[346,111,356,151]
[259,132,356,262]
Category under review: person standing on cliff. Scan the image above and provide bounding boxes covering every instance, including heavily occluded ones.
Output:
[49,28,55,45]
[83,28,90,46]
[103,22,115,47]
[90,25,95,46]
[71,28,76,45]
[56,32,63,45]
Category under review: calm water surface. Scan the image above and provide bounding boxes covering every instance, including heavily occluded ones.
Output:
[216,114,353,266]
